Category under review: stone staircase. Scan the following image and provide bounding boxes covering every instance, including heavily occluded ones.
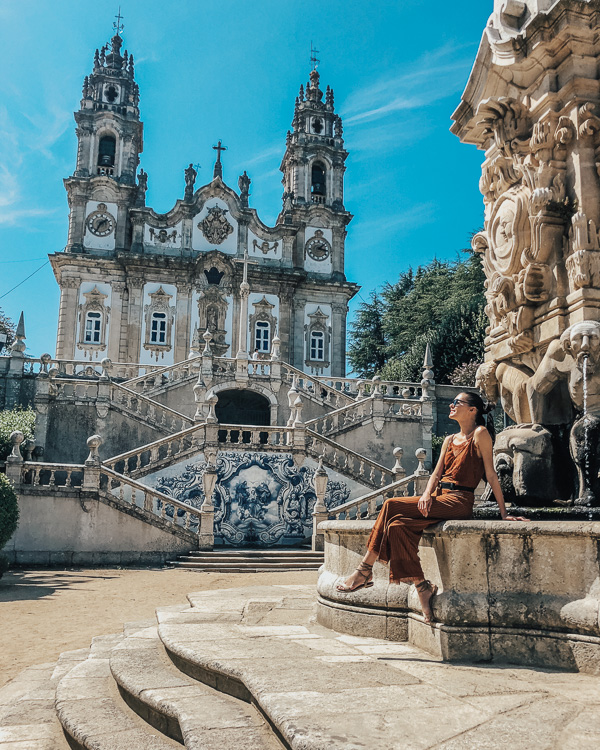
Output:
[169,548,324,572]
[2,584,597,750]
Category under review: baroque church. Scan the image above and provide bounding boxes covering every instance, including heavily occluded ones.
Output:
[51,31,358,376]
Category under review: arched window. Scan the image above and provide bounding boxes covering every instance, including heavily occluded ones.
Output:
[255,320,270,352]
[310,330,325,361]
[150,312,167,344]
[98,135,116,167]
[311,162,326,199]
[84,311,102,344]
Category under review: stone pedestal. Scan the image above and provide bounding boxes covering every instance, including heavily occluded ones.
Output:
[317,519,600,673]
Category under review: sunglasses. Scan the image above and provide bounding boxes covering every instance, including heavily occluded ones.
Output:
[450,398,471,407]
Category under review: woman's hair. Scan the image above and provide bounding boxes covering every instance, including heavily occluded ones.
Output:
[460,391,496,442]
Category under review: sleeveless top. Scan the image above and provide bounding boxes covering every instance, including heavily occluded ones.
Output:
[439,432,486,491]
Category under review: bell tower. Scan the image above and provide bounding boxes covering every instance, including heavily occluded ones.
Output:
[280,66,347,211]
[64,23,143,253]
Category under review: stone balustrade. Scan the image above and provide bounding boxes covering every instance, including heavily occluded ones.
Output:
[20,461,85,488]
[110,382,193,433]
[217,424,293,449]
[306,429,394,487]
[281,363,354,409]
[124,357,201,393]
[305,397,373,436]
[316,519,600,673]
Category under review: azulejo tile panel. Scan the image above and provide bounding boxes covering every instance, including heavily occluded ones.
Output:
[155,452,350,547]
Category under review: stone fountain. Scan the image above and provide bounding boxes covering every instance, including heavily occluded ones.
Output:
[452,0,600,514]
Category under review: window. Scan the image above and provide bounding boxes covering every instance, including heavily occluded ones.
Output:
[98,135,116,167]
[84,312,102,344]
[310,331,324,361]
[311,163,326,196]
[150,312,167,344]
[255,321,270,352]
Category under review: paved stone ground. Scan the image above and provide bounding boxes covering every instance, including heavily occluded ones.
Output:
[0,568,319,688]
[1,572,600,748]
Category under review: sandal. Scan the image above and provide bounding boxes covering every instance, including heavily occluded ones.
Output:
[415,579,438,624]
[336,562,374,593]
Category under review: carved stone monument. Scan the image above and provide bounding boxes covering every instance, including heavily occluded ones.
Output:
[453,0,600,506]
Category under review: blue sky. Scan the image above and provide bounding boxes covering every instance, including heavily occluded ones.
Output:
[0,0,491,358]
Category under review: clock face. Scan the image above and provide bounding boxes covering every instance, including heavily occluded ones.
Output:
[86,205,116,237]
[306,233,331,261]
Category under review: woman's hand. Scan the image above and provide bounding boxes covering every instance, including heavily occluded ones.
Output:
[418,493,433,517]
[501,514,529,521]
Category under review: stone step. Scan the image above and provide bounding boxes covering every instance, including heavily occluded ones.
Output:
[169,561,322,572]
[183,550,322,559]
[55,634,180,750]
[109,623,282,749]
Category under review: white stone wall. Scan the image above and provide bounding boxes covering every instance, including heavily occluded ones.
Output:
[143,221,183,252]
[248,230,283,260]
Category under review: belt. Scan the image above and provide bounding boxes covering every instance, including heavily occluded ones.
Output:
[439,481,476,493]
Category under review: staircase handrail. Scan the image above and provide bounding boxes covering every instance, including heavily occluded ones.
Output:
[100,466,203,530]
[315,375,423,399]
[123,356,201,389]
[103,421,207,473]
[111,381,194,424]
[22,358,162,380]
[326,473,423,520]
[280,362,355,407]
[305,429,394,487]
[304,396,372,432]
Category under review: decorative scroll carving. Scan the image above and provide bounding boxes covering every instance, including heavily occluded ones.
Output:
[252,239,279,255]
[149,227,177,244]
[198,206,234,245]
[566,211,600,289]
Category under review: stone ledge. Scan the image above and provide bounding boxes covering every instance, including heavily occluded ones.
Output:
[317,520,600,673]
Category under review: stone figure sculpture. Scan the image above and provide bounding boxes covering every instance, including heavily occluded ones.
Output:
[184,163,197,200]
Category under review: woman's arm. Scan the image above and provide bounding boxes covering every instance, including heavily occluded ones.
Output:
[418,435,452,517]
[474,427,528,521]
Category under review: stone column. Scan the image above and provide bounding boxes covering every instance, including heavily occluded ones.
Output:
[174,283,193,362]
[55,277,80,360]
[107,281,125,362]
[331,301,348,377]
[126,276,145,362]
[331,226,346,278]
[65,197,86,253]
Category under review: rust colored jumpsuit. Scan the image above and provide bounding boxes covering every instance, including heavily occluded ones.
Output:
[366,434,486,583]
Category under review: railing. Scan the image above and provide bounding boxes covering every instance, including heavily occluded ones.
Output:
[306,430,394,488]
[51,379,99,401]
[213,358,236,377]
[326,473,426,520]
[305,398,373,436]
[100,466,202,533]
[316,376,423,399]
[22,358,160,380]
[110,382,194,432]
[123,357,201,393]
[20,462,85,488]
[248,360,272,377]
[103,422,207,478]
[281,363,354,409]
[217,424,293,449]
[385,399,422,417]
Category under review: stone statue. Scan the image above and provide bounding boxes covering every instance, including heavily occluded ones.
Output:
[238,171,251,207]
[184,163,197,200]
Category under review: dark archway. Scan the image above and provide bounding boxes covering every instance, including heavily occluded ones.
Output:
[215,389,270,426]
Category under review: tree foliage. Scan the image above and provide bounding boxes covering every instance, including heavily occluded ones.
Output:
[0,308,15,352]
[0,407,36,461]
[348,253,486,384]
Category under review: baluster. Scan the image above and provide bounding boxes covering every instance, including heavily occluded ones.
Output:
[65,470,72,487]
[49,470,56,486]
[368,497,377,516]
[33,467,40,486]
[145,493,153,512]
[119,483,125,504]
[160,502,167,519]
[184,512,191,530]
[251,430,259,447]
[369,466,375,484]
[358,459,365,478]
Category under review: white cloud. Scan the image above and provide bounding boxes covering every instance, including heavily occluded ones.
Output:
[341,43,475,127]
[0,206,57,227]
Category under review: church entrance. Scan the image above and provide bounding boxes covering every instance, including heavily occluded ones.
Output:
[215,389,270,426]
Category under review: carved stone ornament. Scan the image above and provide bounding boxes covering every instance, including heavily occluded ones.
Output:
[567,211,600,289]
[252,239,279,255]
[198,206,234,245]
[149,227,177,244]
[197,286,229,357]
[488,187,530,276]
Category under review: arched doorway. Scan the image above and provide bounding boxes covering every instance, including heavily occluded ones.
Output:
[215,389,270,426]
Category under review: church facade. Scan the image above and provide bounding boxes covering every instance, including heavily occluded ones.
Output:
[50,33,358,376]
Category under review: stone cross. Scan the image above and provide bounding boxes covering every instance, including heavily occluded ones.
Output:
[212,141,227,179]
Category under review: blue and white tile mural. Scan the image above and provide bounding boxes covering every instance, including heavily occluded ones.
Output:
[153,452,351,547]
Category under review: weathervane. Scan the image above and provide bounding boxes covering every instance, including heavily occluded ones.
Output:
[310,41,320,71]
[113,7,124,37]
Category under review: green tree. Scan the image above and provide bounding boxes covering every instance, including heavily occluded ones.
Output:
[0,308,15,353]
[347,292,387,377]
[0,407,36,461]
[0,474,19,576]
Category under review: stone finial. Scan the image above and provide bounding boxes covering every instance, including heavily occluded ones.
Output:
[100,358,112,380]
[421,344,435,400]
[9,431,24,461]
[371,375,382,396]
[313,455,328,513]
[202,329,213,356]
[23,439,35,461]
[206,394,218,423]
[392,447,406,479]
[415,448,428,475]
[270,335,281,361]
[293,395,304,427]
[9,312,26,356]
[85,434,103,465]
[39,353,52,376]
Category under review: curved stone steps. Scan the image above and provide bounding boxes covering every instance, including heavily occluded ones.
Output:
[55,637,179,750]
[169,549,323,572]
[109,624,283,750]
